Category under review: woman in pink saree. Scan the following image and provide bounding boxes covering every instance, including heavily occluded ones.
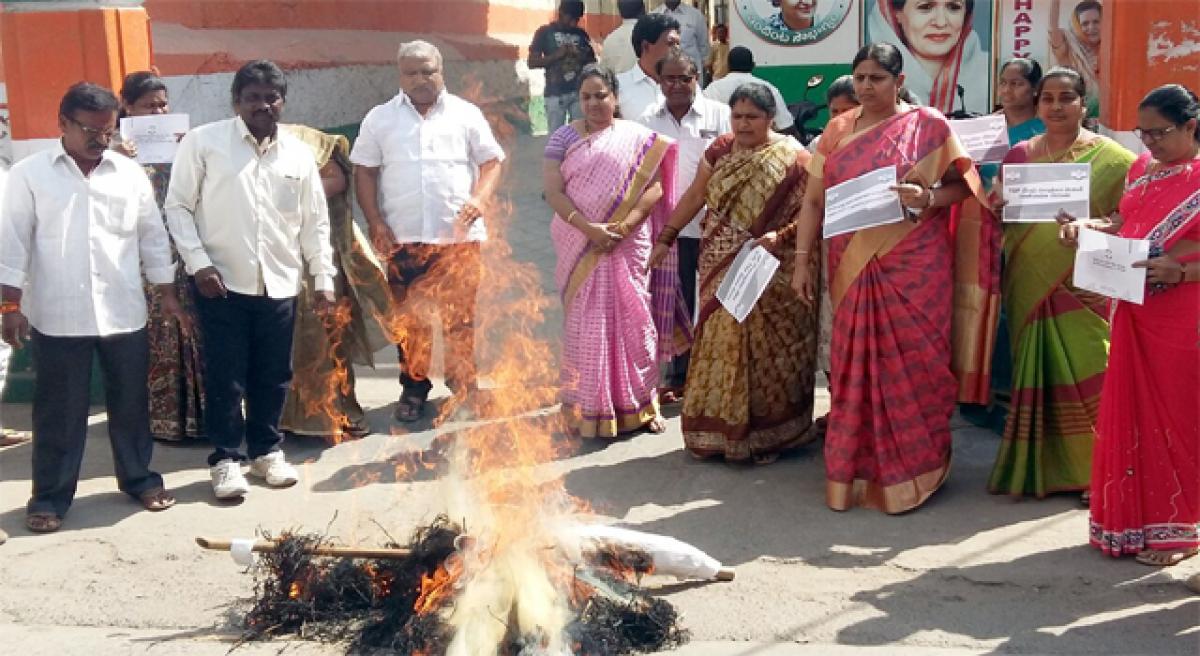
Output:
[543,66,684,437]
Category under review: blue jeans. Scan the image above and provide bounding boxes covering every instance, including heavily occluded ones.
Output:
[546,93,580,132]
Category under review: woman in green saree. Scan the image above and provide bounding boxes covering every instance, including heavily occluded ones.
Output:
[988,67,1135,499]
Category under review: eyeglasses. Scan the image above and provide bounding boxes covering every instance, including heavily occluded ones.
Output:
[64,116,117,140]
[1133,126,1177,142]
[661,75,696,86]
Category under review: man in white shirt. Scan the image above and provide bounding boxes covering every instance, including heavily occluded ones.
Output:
[599,0,644,74]
[638,50,730,401]
[351,41,505,423]
[165,60,336,500]
[704,46,796,134]
[617,13,681,121]
[0,83,185,532]
[651,0,710,85]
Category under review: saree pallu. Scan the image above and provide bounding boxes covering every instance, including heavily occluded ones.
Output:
[683,135,818,461]
[280,125,393,437]
[988,137,1135,497]
[950,120,1046,408]
[550,120,678,438]
[1090,153,1200,556]
[817,106,988,514]
[142,162,206,441]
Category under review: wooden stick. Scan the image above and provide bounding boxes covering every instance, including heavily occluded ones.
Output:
[195,536,412,560]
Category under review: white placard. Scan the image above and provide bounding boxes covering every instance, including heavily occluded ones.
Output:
[1073,227,1150,305]
[716,244,780,323]
[822,165,906,239]
[951,114,1010,163]
[1002,163,1091,223]
[118,113,189,164]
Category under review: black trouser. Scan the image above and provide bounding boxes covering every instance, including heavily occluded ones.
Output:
[386,243,481,401]
[192,285,296,466]
[670,236,701,388]
[29,328,162,517]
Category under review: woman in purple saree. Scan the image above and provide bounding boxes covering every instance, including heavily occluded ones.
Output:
[543,66,685,437]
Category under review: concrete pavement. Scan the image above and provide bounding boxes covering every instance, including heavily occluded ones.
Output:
[0,134,1196,655]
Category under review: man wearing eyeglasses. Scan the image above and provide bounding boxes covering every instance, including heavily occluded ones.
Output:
[638,49,730,403]
[165,60,336,500]
[0,83,186,533]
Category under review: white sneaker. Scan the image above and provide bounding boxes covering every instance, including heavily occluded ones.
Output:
[210,460,250,499]
[248,451,299,488]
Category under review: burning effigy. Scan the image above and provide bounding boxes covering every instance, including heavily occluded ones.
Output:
[196,91,733,654]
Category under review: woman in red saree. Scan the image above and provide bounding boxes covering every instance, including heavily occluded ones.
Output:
[792,44,990,513]
[1072,84,1200,567]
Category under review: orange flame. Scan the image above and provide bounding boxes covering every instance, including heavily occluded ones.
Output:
[413,564,458,615]
[288,581,302,600]
[295,298,356,443]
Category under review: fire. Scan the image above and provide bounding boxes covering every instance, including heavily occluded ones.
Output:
[287,581,302,600]
[295,298,356,443]
[414,563,458,615]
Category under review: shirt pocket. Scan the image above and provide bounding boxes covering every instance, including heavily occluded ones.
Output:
[268,164,306,218]
[92,191,137,237]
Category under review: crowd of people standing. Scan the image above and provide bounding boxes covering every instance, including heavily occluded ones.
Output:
[538,3,1199,570]
[0,2,1195,576]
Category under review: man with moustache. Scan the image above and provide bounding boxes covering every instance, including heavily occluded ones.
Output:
[165,60,336,500]
[638,50,730,402]
[1,83,184,532]
[351,40,505,424]
[617,13,682,120]
[769,0,818,32]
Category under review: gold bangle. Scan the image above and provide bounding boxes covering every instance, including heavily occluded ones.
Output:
[566,210,579,226]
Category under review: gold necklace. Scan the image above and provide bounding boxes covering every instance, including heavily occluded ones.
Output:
[1037,134,1083,163]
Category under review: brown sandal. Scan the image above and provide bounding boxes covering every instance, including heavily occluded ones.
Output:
[139,487,176,512]
[1135,548,1198,567]
[25,512,61,533]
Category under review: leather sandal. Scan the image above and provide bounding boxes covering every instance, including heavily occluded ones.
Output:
[139,487,176,512]
[25,512,61,533]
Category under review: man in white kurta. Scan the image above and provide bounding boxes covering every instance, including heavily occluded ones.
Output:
[639,51,730,399]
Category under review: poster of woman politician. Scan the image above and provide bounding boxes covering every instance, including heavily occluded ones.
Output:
[864,0,993,115]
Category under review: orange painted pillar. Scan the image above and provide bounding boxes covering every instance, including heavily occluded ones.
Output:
[1099,0,1200,130]
[1,0,152,160]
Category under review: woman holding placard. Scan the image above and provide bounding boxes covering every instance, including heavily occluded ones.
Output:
[649,83,819,464]
[790,43,987,513]
[960,58,1047,432]
[115,72,206,443]
[1061,84,1200,567]
[987,67,1134,501]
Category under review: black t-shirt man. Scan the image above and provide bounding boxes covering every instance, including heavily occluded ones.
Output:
[529,21,596,97]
